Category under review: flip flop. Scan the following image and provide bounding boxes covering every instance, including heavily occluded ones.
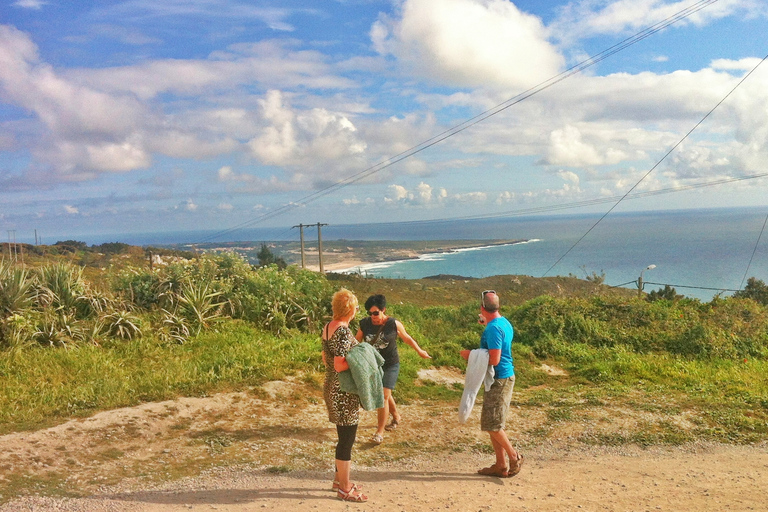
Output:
[371,433,383,444]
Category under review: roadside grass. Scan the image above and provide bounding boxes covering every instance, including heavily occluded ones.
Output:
[0,321,323,433]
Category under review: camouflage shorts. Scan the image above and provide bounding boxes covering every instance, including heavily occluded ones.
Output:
[480,376,515,432]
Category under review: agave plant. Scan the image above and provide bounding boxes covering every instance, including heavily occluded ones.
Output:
[0,260,37,317]
[36,263,90,317]
[101,309,142,340]
[176,278,226,334]
[160,308,191,344]
[32,311,83,347]
[0,313,35,350]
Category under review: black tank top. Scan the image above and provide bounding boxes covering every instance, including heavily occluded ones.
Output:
[360,316,399,366]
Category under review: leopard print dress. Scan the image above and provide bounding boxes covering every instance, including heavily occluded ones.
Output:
[322,324,361,426]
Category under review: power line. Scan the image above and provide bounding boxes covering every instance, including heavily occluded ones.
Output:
[739,212,768,290]
[190,0,724,245]
[543,52,768,277]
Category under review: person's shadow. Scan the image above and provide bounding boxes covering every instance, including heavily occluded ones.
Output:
[102,469,505,506]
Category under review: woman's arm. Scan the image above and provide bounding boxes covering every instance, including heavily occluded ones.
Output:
[396,320,431,359]
[334,355,349,372]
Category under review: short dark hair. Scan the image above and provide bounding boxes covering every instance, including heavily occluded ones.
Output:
[364,294,387,311]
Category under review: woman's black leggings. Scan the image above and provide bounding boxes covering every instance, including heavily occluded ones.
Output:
[335,424,358,461]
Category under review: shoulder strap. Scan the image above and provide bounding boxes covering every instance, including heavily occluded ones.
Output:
[372,321,386,344]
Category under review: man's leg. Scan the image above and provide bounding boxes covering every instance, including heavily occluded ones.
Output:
[488,429,518,468]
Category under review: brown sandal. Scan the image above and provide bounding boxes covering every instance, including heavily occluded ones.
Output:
[508,454,524,477]
[337,485,368,502]
[477,464,509,477]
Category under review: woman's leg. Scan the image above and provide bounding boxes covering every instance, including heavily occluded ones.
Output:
[388,392,400,423]
[335,424,358,490]
[376,388,392,436]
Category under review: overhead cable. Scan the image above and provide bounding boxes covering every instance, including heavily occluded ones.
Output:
[542,52,768,277]
[191,0,723,245]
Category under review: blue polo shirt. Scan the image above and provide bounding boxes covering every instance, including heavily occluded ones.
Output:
[480,316,514,379]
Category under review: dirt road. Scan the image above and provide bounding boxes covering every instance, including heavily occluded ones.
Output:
[3,444,767,511]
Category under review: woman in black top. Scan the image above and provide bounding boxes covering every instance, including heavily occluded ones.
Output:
[355,294,431,444]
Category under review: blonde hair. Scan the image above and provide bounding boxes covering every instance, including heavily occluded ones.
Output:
[332,288,358,321]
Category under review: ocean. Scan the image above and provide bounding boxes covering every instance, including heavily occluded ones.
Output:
[332,207,768,301]
[83,207,768,301]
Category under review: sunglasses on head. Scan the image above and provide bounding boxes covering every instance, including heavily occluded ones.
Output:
[367,310,381,316]
[481,290,496,306]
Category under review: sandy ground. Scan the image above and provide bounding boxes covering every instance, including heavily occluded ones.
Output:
[3,444,767,511]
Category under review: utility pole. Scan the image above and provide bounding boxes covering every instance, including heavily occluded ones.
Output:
[34,229,38,246]
[316,222,328,274]
[292,223,307,268]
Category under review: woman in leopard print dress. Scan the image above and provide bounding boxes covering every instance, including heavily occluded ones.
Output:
[322,288,366,502]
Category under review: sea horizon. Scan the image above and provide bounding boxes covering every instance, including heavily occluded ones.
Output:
[27,205,768,301]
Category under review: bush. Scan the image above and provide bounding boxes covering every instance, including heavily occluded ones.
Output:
[734,277,768,306]
[508,295,768,360]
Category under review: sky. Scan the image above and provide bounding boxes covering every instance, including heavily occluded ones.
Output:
[1,0,768,244]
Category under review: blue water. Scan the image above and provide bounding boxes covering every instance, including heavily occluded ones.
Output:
[81,207,768,301]
[334,208,768,301]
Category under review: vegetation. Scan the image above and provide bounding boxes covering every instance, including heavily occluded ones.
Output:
[2,244,768,445]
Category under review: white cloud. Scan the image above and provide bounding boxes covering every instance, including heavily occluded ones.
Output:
[371,0,564,90]
[247,90,367,177]
[710,57,765,71]
[184,199,198,211]
[386,184,411,202]
[63,205,79,214]
[71,40,354,100]
[217,202,233,211]
[558,170,580,185]
[550,0,751,42]
[496,191,514,204]
[93,2,306,32]
[13,0,47,9]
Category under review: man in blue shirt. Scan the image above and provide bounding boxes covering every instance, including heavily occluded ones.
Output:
[461,290,523,478]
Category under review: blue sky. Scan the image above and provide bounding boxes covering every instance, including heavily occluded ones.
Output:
[1,0,768,244]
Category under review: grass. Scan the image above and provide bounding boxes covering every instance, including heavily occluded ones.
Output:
[0,321,323,432]
[3,253,768,502]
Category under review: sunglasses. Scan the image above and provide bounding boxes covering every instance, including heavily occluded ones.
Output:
[481,290,496,306]
[367,310,381,316]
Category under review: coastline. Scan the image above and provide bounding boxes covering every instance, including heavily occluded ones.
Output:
[306,239,527,274]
